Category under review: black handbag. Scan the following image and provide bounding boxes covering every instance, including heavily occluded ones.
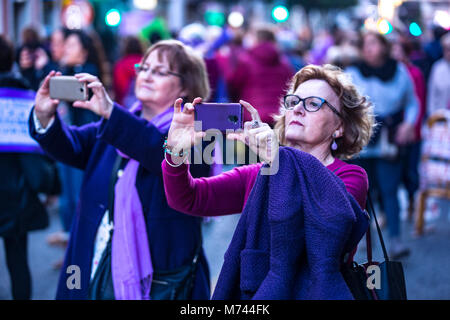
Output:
[88,235,202,300]
[342,193,407,300]
[88,155,201,300]
[149,243,201,300]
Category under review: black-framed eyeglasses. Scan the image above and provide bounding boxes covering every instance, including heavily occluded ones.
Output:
[283,94,343,118]
[134,63,183,79]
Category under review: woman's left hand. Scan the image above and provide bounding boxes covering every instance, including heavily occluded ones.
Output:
[72,73,114,119]
[227,100,279,164]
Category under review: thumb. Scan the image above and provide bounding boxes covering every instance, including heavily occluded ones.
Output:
[72,101,91,110]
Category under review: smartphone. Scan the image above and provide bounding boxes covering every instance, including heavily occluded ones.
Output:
[49,76,88,102]
[194,103,243,133]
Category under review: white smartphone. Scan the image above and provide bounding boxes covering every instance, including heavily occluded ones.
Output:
[49,76,88,102]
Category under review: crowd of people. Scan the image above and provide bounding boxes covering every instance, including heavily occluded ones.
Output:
[0,19,449,300]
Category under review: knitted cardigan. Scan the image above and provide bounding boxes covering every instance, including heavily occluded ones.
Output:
[211,147,369,300]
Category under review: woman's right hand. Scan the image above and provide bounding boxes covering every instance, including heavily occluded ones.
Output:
[167,97,205,155]
[35,70,62,128]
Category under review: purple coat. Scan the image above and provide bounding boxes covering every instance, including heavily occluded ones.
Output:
[29,104,213,299]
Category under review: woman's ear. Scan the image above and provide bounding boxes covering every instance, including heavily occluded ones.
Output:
[334,123,344,139]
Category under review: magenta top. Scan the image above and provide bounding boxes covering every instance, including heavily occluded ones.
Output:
[162,158,368,216]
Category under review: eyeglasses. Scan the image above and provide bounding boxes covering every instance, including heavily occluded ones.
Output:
[134,63,183,80]
[283,94,343,118]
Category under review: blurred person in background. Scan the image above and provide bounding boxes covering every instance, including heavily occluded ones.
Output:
[16,26,53,91]
[15,28,68,93]
[215,28,246,103]
[222,25,294,126]
[307,29,334,66]
[49,28,67,67]
[45,29,99,256]
[408,37,431,82]
[113,36,144,107]
[45,29,110,267]
[30,40,214,300]
[326,29,360,69]
[391,34,427,219]
[276,29,306,72]
[177,23,232,103]
[427,32,450,115]
[346,31,419,259]
[87,30,112,94]
[0,35,60,300]
[424,26,448,75]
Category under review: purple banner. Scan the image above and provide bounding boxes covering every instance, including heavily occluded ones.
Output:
[0,87,42,153]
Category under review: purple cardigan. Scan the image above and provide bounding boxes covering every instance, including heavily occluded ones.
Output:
[162,147,369,299]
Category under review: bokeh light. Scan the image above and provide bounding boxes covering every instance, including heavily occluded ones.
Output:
[409,22,422,37]
[377,18,393,35]
[228,11,244,28]
[133,0,157,11]
[105,9,121,27]
[434,10,450,30]
[272,6,289,22]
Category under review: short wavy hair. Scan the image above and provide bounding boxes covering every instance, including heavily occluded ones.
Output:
[273,64,376,160]
[141,39,210,101]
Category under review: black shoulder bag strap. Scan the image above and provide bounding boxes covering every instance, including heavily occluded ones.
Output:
[88,154,130,300]
[366,192,390,262]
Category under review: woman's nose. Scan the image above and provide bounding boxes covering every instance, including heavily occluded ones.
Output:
[143,70,155,82]
[293,102,305,116]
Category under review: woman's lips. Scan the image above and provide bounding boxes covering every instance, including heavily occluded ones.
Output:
[139,84,153,91]
[289,120,303,127]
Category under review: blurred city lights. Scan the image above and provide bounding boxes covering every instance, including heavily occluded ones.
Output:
[105,9,121,27]
[272,6,289,22]
[205,10,225,26]
[434,10,450,30]
[377,18,393,35]
[409,22,422,37]
[133,0,157,11]
[364,17,378,31]
[62,2,94,30]
[378,0,395,20]
[65,4,83,29]
[228,11,244,28]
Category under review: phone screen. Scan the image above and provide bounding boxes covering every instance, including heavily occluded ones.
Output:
[194,103,243,133]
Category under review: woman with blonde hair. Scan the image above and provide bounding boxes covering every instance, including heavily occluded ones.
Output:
[162,64,375,299]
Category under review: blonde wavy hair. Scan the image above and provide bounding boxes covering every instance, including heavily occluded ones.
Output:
[273,64,375,160]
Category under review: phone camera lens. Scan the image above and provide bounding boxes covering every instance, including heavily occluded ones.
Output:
[80,88,84,92]
[228,115,238,124]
